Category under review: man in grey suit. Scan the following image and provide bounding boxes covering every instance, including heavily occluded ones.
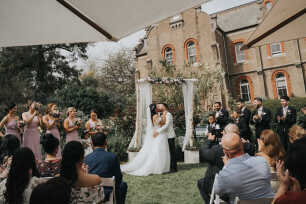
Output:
[154,103,177,172]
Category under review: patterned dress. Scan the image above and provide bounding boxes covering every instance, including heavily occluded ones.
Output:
[46,118,61,158]
[38,159,61,177]
[23,113,42,161]
[5,118,21,141]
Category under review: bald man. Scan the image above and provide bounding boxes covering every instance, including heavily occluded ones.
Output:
[213,133,274,203]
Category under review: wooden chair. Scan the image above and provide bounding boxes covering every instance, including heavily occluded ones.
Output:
[101,176,116,204]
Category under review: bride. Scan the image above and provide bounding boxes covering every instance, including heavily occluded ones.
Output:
[121,104,170,176]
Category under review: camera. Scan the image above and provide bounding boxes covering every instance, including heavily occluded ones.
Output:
[51,111,61,118]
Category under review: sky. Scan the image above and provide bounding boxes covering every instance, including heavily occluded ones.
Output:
[80,0,256,71]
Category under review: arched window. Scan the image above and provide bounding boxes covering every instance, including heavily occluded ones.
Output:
[265,2,272,11]
[275,73,288,98]
[240,79,251,101]
[184,38,200,65]
[161,44,175,65]
[272,70,291,99]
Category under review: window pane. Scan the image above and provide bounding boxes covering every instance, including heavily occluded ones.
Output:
[165,47,173,64]
[187,41,196,64]
[240,80,250,101]
[276,74,288,98]
[271,43,282,55]
[235,42,246,63]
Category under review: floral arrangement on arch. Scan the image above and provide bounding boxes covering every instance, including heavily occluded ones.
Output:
[146,76,185,85]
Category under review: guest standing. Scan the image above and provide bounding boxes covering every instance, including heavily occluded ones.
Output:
[213,102,229,130]
[230,109,252,141]
[63,107,80,143]
[275,96,297,150]
[85,110,103,136]
[43,103,61,158]
[204,114,222,143]
[38,134,61,177]
[236,98,251,124]
[22,102,43,161]
[250,97,272,139]
[0,104,21,141]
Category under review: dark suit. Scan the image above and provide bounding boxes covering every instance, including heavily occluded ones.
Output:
[275,106,297,150]
[85,148,128,204]
[231,117,252,141]
[250,107,272,138]
[207,123,222,142]
[214,109,229,130]
[241,106,251,125]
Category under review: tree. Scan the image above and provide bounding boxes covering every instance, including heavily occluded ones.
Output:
[0,43,87,105]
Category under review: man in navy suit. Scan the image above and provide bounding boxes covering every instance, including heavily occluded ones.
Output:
[85,132,128,204]
[275,96,296,150]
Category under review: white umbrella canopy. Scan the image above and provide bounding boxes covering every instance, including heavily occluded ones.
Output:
[0,0,205,47]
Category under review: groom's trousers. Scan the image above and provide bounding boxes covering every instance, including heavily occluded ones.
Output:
[168,138,177,172]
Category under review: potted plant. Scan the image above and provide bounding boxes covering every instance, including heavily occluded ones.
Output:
[127,147,141,161]
[184,140,200,164]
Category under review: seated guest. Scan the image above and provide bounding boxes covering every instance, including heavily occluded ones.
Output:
[273,137,306,203]
[85,132,128,204]
[38,134,61,177]
[230,109,252,141]
[0,147,48,204]
[204,114,222,143]
[288,125,305,144]
[256,130,286,192]
[0,134,20,179]
[30,177,71,204]
[213,132,274,203]
[60,141,105,203]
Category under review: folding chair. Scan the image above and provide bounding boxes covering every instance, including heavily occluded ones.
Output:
[209,174,227,204]
[101,176,116,204]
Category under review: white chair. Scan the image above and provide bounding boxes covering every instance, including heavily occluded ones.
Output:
[209,174,227,204]
[101,176,116,204]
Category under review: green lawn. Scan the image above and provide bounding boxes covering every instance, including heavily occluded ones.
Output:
[123,163,207,204]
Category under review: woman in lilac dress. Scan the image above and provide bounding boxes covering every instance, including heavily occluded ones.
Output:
[43,103,62,158]
[0,104,21,141]
[22,102,43,161]
[63,107,80,143]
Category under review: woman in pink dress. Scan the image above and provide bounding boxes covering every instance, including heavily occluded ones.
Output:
[63,107,80,143]
[22,102,43,161]
[0,104,21,141]
[43,103,62,158]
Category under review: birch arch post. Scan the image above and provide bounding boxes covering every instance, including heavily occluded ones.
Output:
[128,77,198,152]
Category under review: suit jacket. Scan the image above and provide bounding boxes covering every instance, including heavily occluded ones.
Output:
[275,106,297,131]
[234,117,252,141]
[85,148,122,187]
[214,109,229,130]
[250,107,272,137]
[241,106,251,125]
[156,112,176,139]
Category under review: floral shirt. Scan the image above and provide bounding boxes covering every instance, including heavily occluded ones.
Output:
[71,184,105,204]
[38,159,61,177]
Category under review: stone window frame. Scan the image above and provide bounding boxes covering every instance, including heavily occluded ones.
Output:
[161,44,176,65]
[263,0,273,11]
[272,70,292,99]
[267,42,285,57]
[236,76,254,101]
[232,39,248,64]
[184,38,200,65]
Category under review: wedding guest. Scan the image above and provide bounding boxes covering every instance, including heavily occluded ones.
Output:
[38,134,61,177]
[63,107,80,143]
[230,109,252,141]
[85,110,103,136]
[42,103,61,158]
[275,96,297,150]
[297,106,306,129]
[60,141,105,203]
[204,114,221,143]
[250,97,272,138]
[22,102,43,161]
[288,125,305,144]
[85,132,128,204]
[0,147,48,204]
[273,137,306,203]
[30,177,71,204]
[213,132,274,203]
[236,98,251,124]
[0,134,20,180]
[256,129,286,192]
[0,104,21,141]
[213,102,229,130]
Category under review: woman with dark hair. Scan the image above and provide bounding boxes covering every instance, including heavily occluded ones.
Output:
[42,103,61,158]
[29,177,71,204]
[22,102,43,161]
[63,107,80,143]
[0,104,21,141]
[0,135,20,180]
[38,134,61,177]
[60,141,105,203]
[0,147,48,204]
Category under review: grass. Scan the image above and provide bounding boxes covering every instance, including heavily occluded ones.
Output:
[123,162,207,204]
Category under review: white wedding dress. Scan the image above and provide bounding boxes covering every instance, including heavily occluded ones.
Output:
[121,110,170,176]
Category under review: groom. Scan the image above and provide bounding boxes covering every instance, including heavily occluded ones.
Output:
[154,103,177,172]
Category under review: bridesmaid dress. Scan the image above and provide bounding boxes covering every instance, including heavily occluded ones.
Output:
[23,113,41,161]
[5,118,21,141]
[46,119,62,158]
[65,118,79,143]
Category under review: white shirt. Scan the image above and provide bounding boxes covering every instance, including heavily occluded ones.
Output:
[283,106,288,117]
[156,112,176,139]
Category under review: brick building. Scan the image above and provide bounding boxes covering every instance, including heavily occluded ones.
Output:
[135,0,306,108]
